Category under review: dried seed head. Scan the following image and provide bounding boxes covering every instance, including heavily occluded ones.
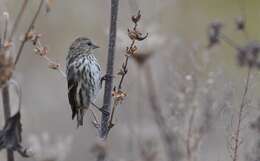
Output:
[112,89,127,103]
[3,41,12,49]
[237,41,260,68]
[237,47,247,66]
[131,10,141,23]
[128,29,148,41]
[207,20,223,48]
[25,31,34,40]
[235,16,245,31]
[0,54,14,87]
[48,62,60,70]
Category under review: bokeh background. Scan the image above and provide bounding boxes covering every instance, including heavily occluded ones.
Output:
[1,0,260,161]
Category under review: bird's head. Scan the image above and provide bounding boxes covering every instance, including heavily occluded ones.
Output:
[69,37,99,55]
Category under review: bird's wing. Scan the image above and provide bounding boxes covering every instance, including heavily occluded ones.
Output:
[67,66,79,119]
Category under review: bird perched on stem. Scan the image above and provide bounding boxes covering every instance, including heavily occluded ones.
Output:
[66,37,102,127]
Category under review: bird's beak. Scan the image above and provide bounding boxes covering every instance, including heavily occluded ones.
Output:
[93,44,100,49]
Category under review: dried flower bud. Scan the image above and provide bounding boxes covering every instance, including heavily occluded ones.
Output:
[42,46,48,56]
[117,68,127,75]
[128,29,138,40]
[207,21,223,48]
[3,41,12,49]
[112,90,127,103]
[126,47,133,55]
[32,33,42,45]
[136,32,148,41]
[126,46,138,56]
[34,47,41,54]
[48,62,60,70]
[235,16,245,31]
[25,31,34,40]
[0,54,14,87]
[128,29,148,41]
[131,10,141,23]
[237,41,260,68]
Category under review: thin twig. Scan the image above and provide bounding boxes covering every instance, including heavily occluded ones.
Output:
[186,106,196,161]
[108,99,118,129]
[118,40,135,90]
[15,0,44,65]
[1,8,14,161]
[232,67,251,161]
[220,33,239,50]
[3,12,9,42]
[8,0,29,42]
[107,10,148,131]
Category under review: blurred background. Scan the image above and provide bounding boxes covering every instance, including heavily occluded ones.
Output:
[1,0,260,161]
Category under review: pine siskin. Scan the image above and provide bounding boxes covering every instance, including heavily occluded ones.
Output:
[66,37,101,127]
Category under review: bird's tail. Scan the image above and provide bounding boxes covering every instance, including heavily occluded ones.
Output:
[76,108,85,127]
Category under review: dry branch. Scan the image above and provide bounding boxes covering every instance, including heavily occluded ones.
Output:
[231,67,251,161]
[1,1,44,161]
[15,0,44,65]
[99,0,119,140]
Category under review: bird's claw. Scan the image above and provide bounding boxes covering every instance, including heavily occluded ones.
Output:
[101,74,114,88]
[91,102,110,115]
[99,105,110,116]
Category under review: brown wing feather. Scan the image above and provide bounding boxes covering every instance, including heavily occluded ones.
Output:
[68,79,78,120]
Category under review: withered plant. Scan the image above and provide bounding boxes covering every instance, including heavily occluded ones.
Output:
[207,13,257,161]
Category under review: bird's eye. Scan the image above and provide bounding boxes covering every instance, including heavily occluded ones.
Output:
[87,42,92,46]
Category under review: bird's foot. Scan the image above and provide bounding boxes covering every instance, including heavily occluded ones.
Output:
[91,102,110,116]
[100,74,114,88]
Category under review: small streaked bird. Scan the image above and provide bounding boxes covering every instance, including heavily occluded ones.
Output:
[66,37,101,127]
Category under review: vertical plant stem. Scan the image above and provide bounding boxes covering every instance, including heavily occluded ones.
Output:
[186,107,196,161]
[15,0,44,65]
[233,67,251,161]
[144,62,180,161]
[97,1,119,160]
[2,86,14,161]
[100,0,119,139]
[8,0,29,42]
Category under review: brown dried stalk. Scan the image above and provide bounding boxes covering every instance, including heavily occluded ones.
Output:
[107,10,148,133]
[15,0,44,65]
[99,0,119,141]
[186,106,196,161]
[0,3,29,161]
[8,0,29,42]
[207,16,255,161]
[27,31,66,77]
[1,1,43,161]
[96,1,119,161]
[231,67,251,161]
